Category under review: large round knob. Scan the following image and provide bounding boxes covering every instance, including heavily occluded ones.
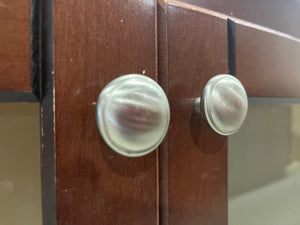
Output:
[194,74,248,136]
[96,74,170,157]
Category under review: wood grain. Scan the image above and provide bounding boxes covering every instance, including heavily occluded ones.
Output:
[54,1,158,225]
[163,1,300,98]
[0,0,31,91]
[236,24,300,98]
[158,2,228,224]
[176,0,300,38]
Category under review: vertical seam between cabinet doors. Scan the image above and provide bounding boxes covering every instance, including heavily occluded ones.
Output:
[155,1,160,225]
[227,19,236,77]
[157,1,169,224]
[40,0,57,224]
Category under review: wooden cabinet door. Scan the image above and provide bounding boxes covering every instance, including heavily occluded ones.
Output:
[157,1,300,225]
[42,1,159,225]
[158,2,228,225]
[41,0,300,225]
[2,0,300,224]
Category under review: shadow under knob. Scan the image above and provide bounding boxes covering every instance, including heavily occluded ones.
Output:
[96,74,170,157]
[194,74,248,136]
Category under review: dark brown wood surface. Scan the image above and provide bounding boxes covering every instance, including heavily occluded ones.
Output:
[177,0,300,38]
[54,1,158,225]
[158,2,228,224]
[236,23,300,98]
[0,0,31,91]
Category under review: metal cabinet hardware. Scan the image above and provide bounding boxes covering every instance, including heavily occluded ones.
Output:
[96,74,170,157]
[194,74,248,136]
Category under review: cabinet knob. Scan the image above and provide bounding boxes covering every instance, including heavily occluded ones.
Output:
[194,74,248,136]
[96,74,170,157]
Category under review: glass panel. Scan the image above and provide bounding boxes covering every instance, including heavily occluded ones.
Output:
[229,102,300,225]
[0,103,42,225]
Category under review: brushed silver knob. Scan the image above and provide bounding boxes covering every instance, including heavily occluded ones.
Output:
[96,74,170,157]
[194,74,248,136]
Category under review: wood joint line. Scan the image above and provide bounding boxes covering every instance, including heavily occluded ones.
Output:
[227,18,236,77]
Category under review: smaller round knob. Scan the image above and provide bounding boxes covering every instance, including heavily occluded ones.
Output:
[194,74,248,136]
[96,74,170,157]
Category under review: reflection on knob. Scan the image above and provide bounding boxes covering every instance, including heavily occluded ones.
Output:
[96,74,170,157]
[194,74,248,136]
